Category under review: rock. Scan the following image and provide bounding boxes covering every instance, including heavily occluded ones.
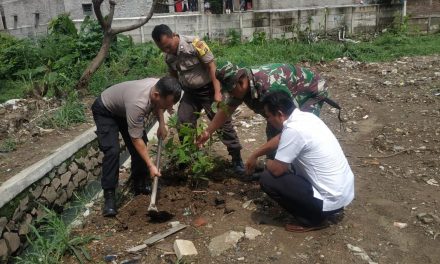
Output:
[0,217,7,234]
[74,157,85,169]
[93,167,101,177]
[237,257,245,261]
[68,162,78,175]
[31,184,43,199]
[60,172,72,187]
[3,232,20,253]
[104,254,117,262]
[0,239,9,260]
[120,256,142,264]
[57,162,67,175]
[55,190,68,206]
[244,226,262,240]
[87,172,94,182]
[19,196,29,212]
[242,200,256,210]
[41,186,57,203]
[51,178,61,190]
[77,169,87,182]
[83,158,93,171]
[393,222,408,229]
[347,244,377,264]
[12,207,23,222]
[214,197,225,206]
[173,239,198,260]
[417,213,435,224]
[97,152,104,164]
[383,81,392,86]
[192,217,207,227]
[18,214,32,236]
[88,147,98,158]
[91,157,99,168]
[66,182,75,198]
[169,221,181,228]
[208,231,244,256]
[40,177,50,186]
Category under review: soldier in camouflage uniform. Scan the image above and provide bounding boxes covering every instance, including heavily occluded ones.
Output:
[152,25,244,173]
[197,61,341,175]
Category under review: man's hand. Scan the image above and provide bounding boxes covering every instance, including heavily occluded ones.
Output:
[245,155,258,175]
[157,124,168,140]
[149,164,161,178]
[196,130,210,148]
[214,91,223,103]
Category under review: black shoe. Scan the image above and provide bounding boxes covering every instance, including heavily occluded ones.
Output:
[134,184,153,196]
[230,150,245,175]
[250,172,262,181]
[103,189,117,217]
[232,157,245,174]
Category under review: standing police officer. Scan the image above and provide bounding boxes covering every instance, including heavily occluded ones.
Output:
[152,24,244,174]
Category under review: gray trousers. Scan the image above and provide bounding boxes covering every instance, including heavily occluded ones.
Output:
[178,84,242,155]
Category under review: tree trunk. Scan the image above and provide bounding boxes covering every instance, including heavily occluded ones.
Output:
[75,33,113,92]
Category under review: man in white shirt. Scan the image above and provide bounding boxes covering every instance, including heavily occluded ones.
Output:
[252,91,354,232]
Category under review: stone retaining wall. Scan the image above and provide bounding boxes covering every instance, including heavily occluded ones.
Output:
[0,129,127,262]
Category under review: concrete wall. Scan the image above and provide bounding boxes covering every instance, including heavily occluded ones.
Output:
[1,0,64,37]
[253,0,357,10]
[65,0,155,20]
[74,4,400,44]
[0,135,107,261]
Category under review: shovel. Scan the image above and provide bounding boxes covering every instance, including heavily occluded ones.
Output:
[147,138,162,214]
[147,139,174,222]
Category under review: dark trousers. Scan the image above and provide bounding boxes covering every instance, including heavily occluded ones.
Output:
[259,170,342,226]
[91,97,148,191]
[178,84,242,155]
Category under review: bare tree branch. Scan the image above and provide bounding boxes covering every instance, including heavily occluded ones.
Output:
[111,0,159,34]
[92,0,107,29]
[107,0,116,29]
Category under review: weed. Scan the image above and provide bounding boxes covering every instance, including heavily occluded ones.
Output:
[0,137,17,153]
[39,92,86,129]
[227,29,241,46]
[14,207,97,264]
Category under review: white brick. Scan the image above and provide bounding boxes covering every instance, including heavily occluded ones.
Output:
[173,239,198,260]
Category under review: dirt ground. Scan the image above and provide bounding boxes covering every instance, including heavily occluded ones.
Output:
[0,98,95,184]
[58,55,440,264]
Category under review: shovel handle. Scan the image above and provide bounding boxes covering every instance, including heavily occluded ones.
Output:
[149,139,162,208]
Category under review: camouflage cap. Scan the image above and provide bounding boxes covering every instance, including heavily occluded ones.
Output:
[216,61,248,92]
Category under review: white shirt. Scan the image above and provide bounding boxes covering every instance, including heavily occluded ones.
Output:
[275,109,355,211]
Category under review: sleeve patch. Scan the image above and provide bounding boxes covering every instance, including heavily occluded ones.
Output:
[192,38,211,57]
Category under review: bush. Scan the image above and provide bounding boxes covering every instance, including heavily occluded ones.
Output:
[14,207,96,264]
[48,13,78,36]
[39,92,86,129]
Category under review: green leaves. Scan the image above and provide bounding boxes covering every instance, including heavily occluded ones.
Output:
[164,115,216,182]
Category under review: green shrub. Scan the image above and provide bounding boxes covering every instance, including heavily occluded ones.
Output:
[48,13,78,36]
[0,137,17,153]
[15,207,96,264]
[164,114,216,182]
[227,29,241,46]
[40,92,86,129]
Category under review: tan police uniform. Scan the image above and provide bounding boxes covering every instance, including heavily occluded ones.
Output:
[164,35,242,155]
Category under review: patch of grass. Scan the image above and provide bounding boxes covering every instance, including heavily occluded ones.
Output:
[15,207,97,264]
[39,92,86,129]
[0,80,31,103]
[212,32,440,66]
[0,137,17,153]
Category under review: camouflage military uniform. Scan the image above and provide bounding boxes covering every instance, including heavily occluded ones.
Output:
[225,63,328,117]
[165,36,242,155]
[217,62,335,158]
